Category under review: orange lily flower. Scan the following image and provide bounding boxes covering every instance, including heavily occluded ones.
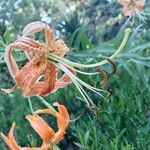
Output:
[3,21,75,96]
[1,102,70,150]
[1,123,51,150]
[27,102,70,144]
[2,21,131,107]
[118,0,145,16]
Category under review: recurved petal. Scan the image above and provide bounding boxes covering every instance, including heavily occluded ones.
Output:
[23,21,56,45]
[4,40,41,81]
[44,25,56,45]
[5,44,19,79]
[1,133,20,150]
[26,115,55,144]
[1,123,21,150]
[51,69,76,93]
[23,21,46,36]
[16,37,41,48]
[34,109,56,117]
[52,102,70,144]
[52,130,65,144]
[53,102,70,131]
[51,77,72,93]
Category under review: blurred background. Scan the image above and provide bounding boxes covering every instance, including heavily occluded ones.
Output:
[0,0,150,149]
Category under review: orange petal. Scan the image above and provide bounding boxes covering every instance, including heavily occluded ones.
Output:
[44,25,56,46]
[15,58,56,97]
[53,39,69,57]
[26,115,55,144]
[34,102,70,130]
[27,81,55,97]
[54,102,70,130]
[8,123,20,148]
[4,44,19,79]
[15,59,47,96]
[34,109,56,117]
[23,21,55,46]
[1,123,21,150]
[23,21,46,36]
[52,130,66,144]
[51,69,76,93]
[28,63,56,96]
[16,37,41,49]
[16,37,42,60]
[34,102,70,144]
[5,41,39,81]
[51,76,72,93]
[52,102,70,144]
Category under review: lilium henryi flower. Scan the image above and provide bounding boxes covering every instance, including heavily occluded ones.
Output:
[118,0,145,16]
[2,21,131,107]
[1,102,70,150]
[2,21,75,97]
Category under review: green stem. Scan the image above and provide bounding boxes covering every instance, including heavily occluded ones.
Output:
[27,97,34,114]
[49,55,99,75]
[109,28,131,59]
[49,28,131,68]
[38,96,56,112]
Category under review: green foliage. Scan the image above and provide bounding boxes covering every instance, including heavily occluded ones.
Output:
[72,80,150,150]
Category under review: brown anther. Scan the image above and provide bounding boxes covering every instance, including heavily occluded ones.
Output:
[97,67,108,89]
[107,58,116,75]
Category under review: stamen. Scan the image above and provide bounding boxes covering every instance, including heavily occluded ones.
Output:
[57,62,107,93]
[53,62,108,106]
[54,62,94,106]
[49,56,99,75]
[49,28,131,69]
[55,63,91,106]
[56,63,107,93]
